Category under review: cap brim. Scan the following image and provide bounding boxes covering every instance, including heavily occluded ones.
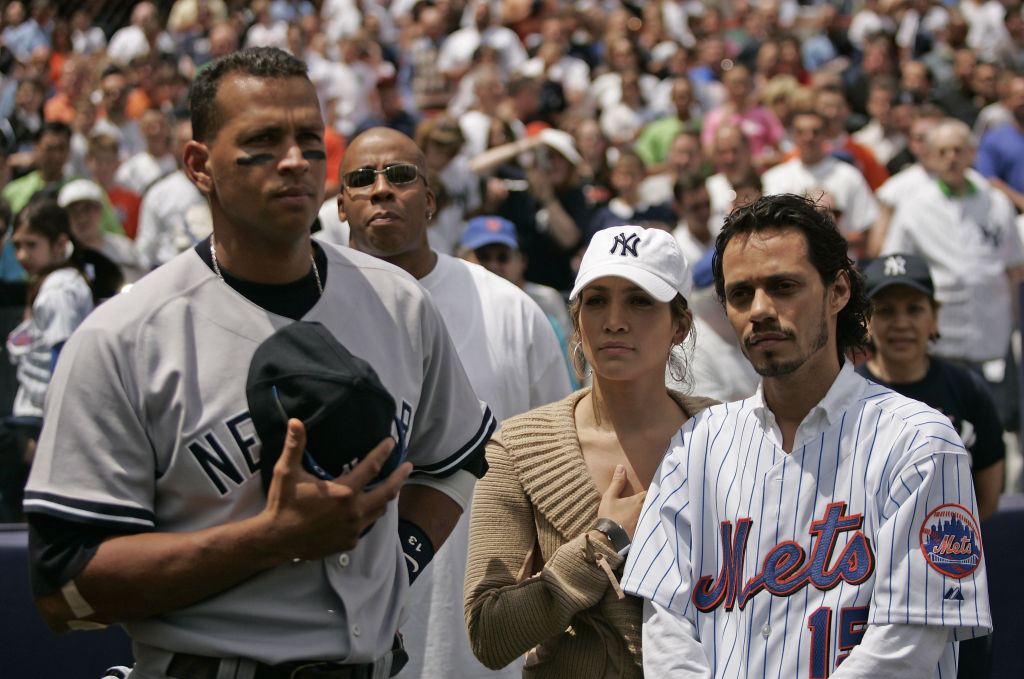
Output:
[866,279,934,299]
[461,233,518,251]
[570,263,678,303]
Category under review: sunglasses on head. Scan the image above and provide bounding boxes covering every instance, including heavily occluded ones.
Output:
[343,163,421,189]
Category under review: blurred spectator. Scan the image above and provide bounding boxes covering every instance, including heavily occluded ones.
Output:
[634,77,702,170]
[106,1,175,66]
[845,32,898,117]
[848,0,897,52]
[458,64,513,158]
[168,0,229,72]
[57,179,140,282]
[42,56,86,125]
[640,129,703,207]
[973,68,1017,139]
[1,1,49,64]
[3,120,72,216]
[672,171,715,265]
[853,76,908,167]
[114,107,175,195]
[244,0,289,50]
[762,110,878,256]
[69,7,107,56]
[67,94,97,178]
[571,117,614,206]
[589,36,661,117]
[472,127,590,292]
[588,151,675,241]
[701,63,785,170]
[815,83,890,191]
[975,71,1024,211]
[705,124,755,232]
[86,132,141,240]
[134,117,208,270]
[518,38,590,109]
[438,0,526,85]
[599,69,659,147]
[92,65,146,158]
[403,2,451,114]
[7,77,45,168]
[869,104,947,256]
[414,115,480,256]
[934,49,994,125]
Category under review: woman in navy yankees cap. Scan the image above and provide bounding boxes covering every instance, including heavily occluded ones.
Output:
[856,253,1005,522]
[464,224,717,678]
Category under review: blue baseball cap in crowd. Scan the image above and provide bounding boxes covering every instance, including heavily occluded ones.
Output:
[460,216,519,251]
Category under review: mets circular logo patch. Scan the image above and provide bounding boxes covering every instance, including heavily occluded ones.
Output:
[919,504,982,579]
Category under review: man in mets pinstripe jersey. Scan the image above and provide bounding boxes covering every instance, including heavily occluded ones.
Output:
[622,194,991,678]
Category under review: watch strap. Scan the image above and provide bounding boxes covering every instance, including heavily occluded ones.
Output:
[591,518,631,556]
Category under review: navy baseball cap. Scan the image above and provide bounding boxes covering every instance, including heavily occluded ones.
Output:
[460,216,519,251]
[861,253,935,299]
[246,321,406,493]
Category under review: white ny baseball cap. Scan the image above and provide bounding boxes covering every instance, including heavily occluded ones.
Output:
[570,225,691,303]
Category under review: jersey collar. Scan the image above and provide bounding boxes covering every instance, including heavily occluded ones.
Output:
[752,360,864,446]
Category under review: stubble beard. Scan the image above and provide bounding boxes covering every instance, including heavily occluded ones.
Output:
[747,308,830,378]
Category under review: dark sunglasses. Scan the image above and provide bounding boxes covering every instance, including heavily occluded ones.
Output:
[343,163,421,189]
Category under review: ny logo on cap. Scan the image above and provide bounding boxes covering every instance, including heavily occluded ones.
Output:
[610,232,641,257]
[883,255,906,276]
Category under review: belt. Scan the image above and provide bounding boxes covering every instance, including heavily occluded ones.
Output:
[167,638,409,679]
[167,653,377,679]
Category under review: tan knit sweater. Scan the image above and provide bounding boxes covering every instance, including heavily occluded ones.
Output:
[464,388,717,679]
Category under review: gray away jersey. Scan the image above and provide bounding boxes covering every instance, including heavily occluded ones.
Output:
[24,243,494,665]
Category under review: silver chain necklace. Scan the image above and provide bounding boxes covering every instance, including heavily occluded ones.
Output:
[209,235,323,296]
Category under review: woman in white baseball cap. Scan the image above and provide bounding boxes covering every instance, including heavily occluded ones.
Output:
[465,225,717,678]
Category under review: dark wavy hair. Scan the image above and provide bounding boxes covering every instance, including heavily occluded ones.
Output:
[711,193,870,360]
[188,47,309,142]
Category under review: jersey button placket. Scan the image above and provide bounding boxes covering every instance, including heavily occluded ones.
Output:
[338,553,350,567]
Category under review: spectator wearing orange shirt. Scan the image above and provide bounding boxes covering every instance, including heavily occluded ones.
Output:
[86,133,141,240]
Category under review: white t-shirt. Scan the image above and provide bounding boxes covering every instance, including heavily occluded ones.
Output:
[706,173,734,236]
[114,151,177,195]
[396,253,572,679]
[762,156,879,234]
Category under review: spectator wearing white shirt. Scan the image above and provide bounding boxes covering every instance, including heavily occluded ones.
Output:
[106,1,175,66]
[762,110,878,258]
[114,108,176,195]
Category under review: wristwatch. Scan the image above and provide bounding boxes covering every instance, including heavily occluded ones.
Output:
[591,518,631,556]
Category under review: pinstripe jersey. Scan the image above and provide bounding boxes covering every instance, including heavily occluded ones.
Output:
[622,362,991,678]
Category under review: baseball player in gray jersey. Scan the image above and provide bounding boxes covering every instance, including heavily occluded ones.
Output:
[622,194,991,678]
[22,47,494,679]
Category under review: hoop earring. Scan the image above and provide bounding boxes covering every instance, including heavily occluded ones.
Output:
[667,344,685,383]
[572,340,591,376]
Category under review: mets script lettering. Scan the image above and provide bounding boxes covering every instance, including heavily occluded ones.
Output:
[610,232,640,257]
[694,502,875,612]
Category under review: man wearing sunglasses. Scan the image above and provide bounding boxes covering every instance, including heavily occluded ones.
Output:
[23,48,496,679]
[339,127,571,679]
